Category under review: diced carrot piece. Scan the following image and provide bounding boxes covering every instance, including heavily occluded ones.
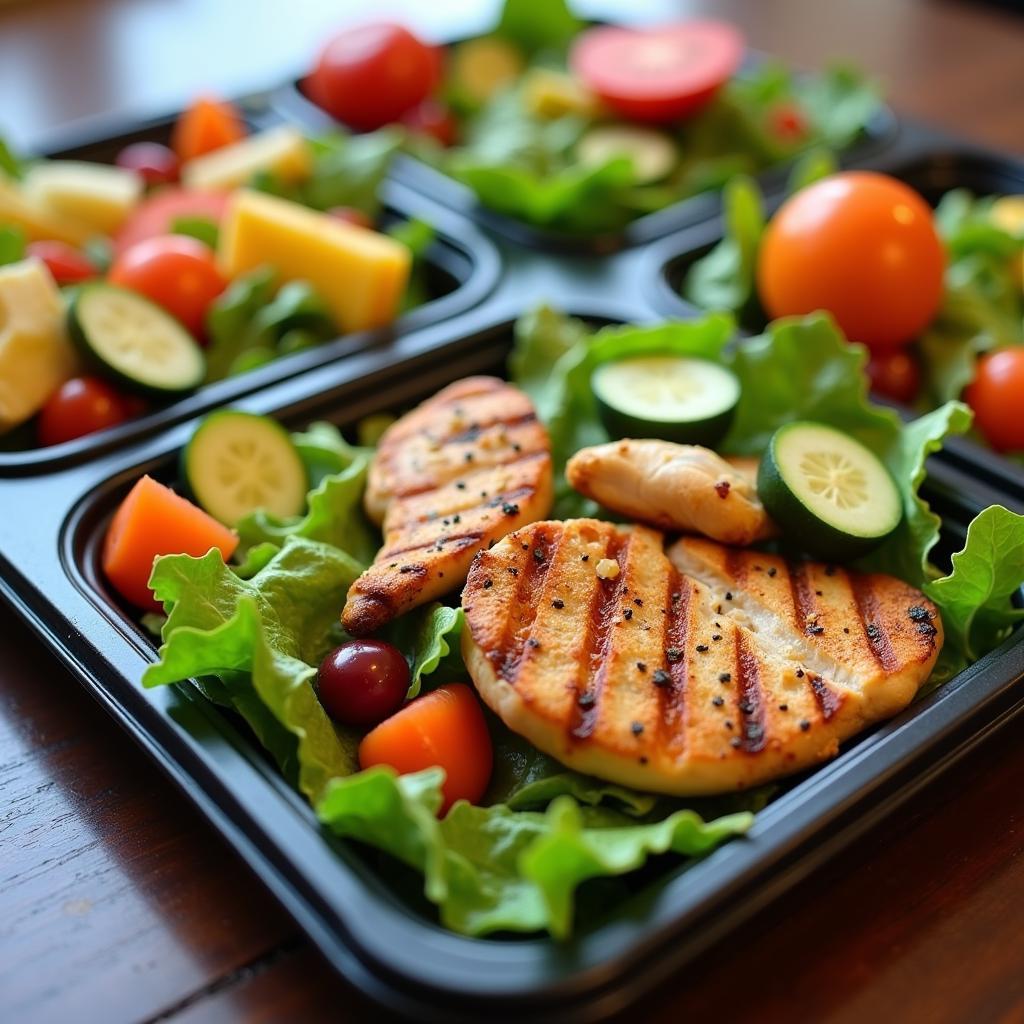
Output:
[102,475,238,611]
[358,684,493,815]
[172,97,247,163]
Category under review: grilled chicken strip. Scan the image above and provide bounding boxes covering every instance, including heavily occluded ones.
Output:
[342,376,553,635]
[461,520,941,795]
[566,440,774,546]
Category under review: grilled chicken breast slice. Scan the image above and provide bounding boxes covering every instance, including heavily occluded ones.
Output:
[343,377,553,635]
[565,440,775,546]
[461,520,941,795]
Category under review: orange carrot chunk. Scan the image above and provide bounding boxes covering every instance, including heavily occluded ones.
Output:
[359,683,493,815]
[102,475,238,612]
[172,96,247,163]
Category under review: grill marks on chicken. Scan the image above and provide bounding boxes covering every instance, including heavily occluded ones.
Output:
[462,520,942,795]
[342,377,553,636]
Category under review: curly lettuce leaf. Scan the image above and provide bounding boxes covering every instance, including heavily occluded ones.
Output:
[317,767,752,937]
[144,538,362,800]
[924,505,1024,663]
[381,603,467,699]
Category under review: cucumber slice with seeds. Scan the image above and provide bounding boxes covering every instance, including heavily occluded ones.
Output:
[183,410,307,527]
[576,125,677,184]
[69,284,205,396]
[757,421,902,560]
[592,355,740,446]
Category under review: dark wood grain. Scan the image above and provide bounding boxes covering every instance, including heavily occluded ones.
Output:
[0,602,298,1022]
[0,1,1023,1022]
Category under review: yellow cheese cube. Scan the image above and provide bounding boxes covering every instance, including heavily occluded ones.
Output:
[218,190,411,333]
[0,176,94,246]
[182,126,312,192]
[0,259,79,432]
[23,161,143,235]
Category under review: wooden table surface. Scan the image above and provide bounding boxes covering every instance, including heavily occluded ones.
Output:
[2,2,1023,1022]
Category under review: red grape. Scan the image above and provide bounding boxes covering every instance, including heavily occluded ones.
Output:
[317,640,410,726]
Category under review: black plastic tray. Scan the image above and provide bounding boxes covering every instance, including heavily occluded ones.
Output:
[4,114,502,475]
[268,55,897,256]
[1,299,1022,1022]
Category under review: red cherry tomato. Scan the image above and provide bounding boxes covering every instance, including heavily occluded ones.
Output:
[317,640,410,726]
[37,376,131,447]
[867,349,921,405]
[757,172,946,351]
[359,684,493,815]
[115,142,180,186]
[326,206,374,230]
[305,22,440,131]
[570,22,744,123]
[400,99,458,146]
[108,235,226,338]
[114,188,230,256]
[25,241,97,286]
[964,350,1024,453]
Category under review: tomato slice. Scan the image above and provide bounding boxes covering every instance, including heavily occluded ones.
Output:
[571,22,745,123]
[114,188,230,256]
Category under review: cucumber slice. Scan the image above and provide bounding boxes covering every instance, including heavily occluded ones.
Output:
[183,410,308,527]
[69,284,205,397]
[757,422,902,560]
[592,355,740,446]
[576,125,677,184]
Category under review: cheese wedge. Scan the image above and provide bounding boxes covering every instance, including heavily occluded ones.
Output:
[0,176,94,246]
[0,259,79,432]
[182,126,312,192]
[218,189,411,333]
[23,161,143,235]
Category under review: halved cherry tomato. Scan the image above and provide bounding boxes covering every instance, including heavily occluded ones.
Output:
[570,22,744,123]
[26,241,97,286]
[108,235,226,339]
[400,99,458,146]
[868,349,921,405]
[115,142,180,186]
[757,172,946,351]
[37,376,131,447]
[358,683,493,815]
[964,349,1024,452]
[305,22,440,131]
[114,188,230,255]
[171,96,246,163]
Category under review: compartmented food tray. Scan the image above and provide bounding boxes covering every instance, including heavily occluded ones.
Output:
[3,114,502,475]
[268,54,898,256]
[1,304,1022,1022]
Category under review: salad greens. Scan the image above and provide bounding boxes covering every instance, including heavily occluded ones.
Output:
[683,178,1024,414]
[318,767,751,939]
[141,307,1024,938]
[427,38,881,234]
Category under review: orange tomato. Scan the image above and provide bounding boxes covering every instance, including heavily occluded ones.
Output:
[103,476,238,611]
[757,172,946,351]
[172,96,246,163]
[964,349,1024,452]
[359,683,493,815]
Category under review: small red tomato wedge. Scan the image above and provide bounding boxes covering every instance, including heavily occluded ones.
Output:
[571,21,745,123]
